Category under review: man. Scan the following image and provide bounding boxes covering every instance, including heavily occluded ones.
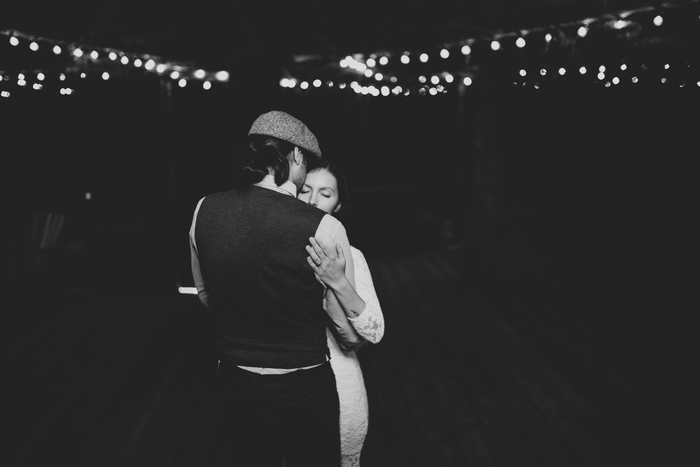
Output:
[189,111,362,466]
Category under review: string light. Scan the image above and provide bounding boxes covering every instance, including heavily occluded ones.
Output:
[90,50,99,60]
[102,72,110,80]
[156,64,167,73]
[420,53,429,63]
[109,52,117,60]
[134,59,142,67]
[366,58,376,67]
[178,79,187,88]
[461,45,471,55]
[516,37,526,48]
[29,41,39,51]
[379,56,389,66]
[10,36,19,46]
[194,69,205,79]
[520,69,527,77]
[577,26,588,37]
[401,53,410,64]
[491,41,501,51]
[203,81,212,90]
[579,66,587,74]
[73,48,83,58]
[463,77,472,86]
[53,45,61,54]
[440,48,449,59]
[653,15,664,26]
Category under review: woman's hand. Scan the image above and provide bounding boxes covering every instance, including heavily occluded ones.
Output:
[306,237,347,289]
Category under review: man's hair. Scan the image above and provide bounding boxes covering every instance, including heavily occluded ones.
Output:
[308,159,351,213]
[239,134,311,186]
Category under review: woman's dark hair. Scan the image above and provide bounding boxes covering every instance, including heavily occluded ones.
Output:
[308,159,351,212]
[239,134,311,186]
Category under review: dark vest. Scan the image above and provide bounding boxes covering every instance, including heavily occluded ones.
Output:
[194,185,328,368]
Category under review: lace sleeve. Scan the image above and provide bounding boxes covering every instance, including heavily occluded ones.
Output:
[347,248,385,344]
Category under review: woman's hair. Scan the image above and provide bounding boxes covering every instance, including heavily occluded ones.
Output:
[308,159,351,212]
[239,134,311,186]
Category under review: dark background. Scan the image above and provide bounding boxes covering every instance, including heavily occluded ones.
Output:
[2,0,699,430]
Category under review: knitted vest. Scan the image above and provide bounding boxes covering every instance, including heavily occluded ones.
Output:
[195,185,329,368]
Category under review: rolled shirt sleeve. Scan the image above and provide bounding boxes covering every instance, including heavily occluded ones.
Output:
[189,197,209,306]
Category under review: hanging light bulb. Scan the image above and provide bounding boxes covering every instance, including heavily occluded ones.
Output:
[170,71,180,80]
[203,81,212,90]
[157,64,168,74]
[37,73,45,81]
[419,53,429,63]
[59,73,66,81]
[30,41,39,51]
[109,52,117,60]
[577,26,588,38]
[545,33,552,43]
[401,53,410,64]
[145,59,156,70]
[598,72,605,80]
[540,69,547,76]
[419,76,427,83]
[9,36,19,46]
[381,86,390,96]
[102,72,110,80]
[379,56,389,66]
[632,76,639,83]
[1,91,11,97]
[429,88,437,96]
[431,76,439,85]
[519,69,527,77]
[653,15,663,26]
[463,77,472,86]
[620,63,627,71]
[612,77,620,85]
[491,40,500,51]
[599,65,606,72]
[375,73,383,81]
[194,69,205,79]
[579,66,587,74]
[178,79,187,88]
[134,59,143,67]
[120,56,129,65]
[215,71,229,82]
[73,48,84,58]
[516,37,526,48]
[440,48,449,59]
[90,50,99,60]
[366,58,376,67]
[559,68,566,76]
[461,45,471,55]
[300,81,309,89]
[445,74,454,83]
[53,45,62,54]
[313,79,322,87]
[32,83,43,90]
[80,73,86,78]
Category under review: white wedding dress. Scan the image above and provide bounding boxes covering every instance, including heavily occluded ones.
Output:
[326,247,385,467]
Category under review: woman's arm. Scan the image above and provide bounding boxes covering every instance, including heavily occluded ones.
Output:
[307,238,384,344]
[346,248,385,344]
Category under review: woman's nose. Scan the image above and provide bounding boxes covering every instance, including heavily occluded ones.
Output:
[309,194,317,206]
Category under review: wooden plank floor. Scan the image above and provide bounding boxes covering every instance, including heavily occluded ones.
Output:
[1,248,697,466]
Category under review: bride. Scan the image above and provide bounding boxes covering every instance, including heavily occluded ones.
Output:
[299,160,385,467]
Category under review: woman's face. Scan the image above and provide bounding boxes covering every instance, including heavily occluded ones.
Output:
[298,168,341,215]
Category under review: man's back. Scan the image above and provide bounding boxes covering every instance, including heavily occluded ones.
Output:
[195,185,330,368]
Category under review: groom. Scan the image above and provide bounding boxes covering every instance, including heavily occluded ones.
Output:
[189,110,361,466]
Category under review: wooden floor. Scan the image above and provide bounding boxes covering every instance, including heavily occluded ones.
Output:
[1,248,697,466]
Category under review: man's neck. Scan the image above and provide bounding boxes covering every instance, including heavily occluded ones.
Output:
[255,174,298,197]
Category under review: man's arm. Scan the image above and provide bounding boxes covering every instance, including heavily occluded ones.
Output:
[189,197,209,307]
[314,216,363,350]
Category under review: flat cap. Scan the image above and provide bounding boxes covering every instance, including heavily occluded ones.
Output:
[248,110,322,159]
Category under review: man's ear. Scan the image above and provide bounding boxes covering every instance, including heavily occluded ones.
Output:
[292,147,304,166]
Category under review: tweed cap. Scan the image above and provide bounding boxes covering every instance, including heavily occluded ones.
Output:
[248,110,322,159]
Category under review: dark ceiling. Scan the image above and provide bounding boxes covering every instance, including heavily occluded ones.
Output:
[3,0,667,69]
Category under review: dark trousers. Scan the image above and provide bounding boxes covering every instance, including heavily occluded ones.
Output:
[218,360,341,467]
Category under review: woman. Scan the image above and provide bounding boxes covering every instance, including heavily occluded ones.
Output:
[299,160,385,467]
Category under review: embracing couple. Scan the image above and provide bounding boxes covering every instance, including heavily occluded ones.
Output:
[189,111,385,466]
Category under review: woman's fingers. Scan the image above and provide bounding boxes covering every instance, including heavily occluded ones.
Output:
[305,245,322,265]
[310,237,334,259]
